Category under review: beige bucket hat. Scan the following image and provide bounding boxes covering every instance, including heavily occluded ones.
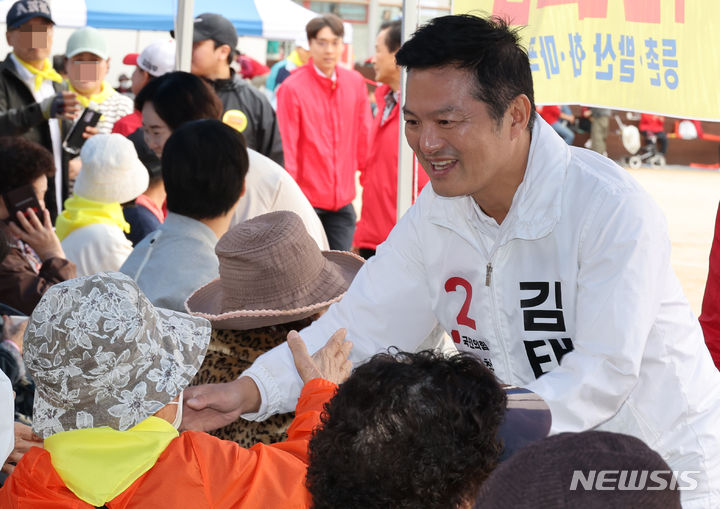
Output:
[185,211,364,330]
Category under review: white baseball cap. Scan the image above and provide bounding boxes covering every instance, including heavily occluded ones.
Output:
[123,39,176,78]
[294,35,308,50]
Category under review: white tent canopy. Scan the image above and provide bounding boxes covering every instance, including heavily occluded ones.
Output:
[0,0,351,43]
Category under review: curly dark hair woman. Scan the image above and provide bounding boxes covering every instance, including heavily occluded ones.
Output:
[306,350,507,509]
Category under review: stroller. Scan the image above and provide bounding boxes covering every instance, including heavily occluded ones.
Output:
[615,114,666,168]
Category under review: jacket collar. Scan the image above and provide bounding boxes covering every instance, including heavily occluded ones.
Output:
[2,52,64,96]
[1,52,26,83]
[426,114,570,247]
[306,58,340,91]
[208,69,241,92]
[374,83,399,125]
[162,212,217,246]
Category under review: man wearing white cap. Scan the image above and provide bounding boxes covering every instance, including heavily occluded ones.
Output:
[266,36,309,97]
[65,26,134,134]
[113,39,176,137]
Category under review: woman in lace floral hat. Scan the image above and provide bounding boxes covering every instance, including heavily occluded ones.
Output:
[0,271,352,508]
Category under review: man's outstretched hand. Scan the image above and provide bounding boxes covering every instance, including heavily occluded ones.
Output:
[181,328,352,432]
[181,376,260,433]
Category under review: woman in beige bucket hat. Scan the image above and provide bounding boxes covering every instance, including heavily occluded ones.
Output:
[186,210,363,445]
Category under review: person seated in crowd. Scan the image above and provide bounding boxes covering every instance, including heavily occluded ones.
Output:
[0,315,43,480]
[64,27,133,134]
[0,272,352,507]
[120,119,248,312]
[536,104,575,145]
[133,71,328,249]
[305,350,549,509]
[473,431,681,509]
[114,39,176,137]
[639,113,668,155]
[0,368,10,471]
[186,210,363,446]
[115,40,176,247]
[56,134,149,276]
[0,314,33,423]
[122,133,165,246]
[0,137,76,315]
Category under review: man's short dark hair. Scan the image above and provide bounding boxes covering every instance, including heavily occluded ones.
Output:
[0,137,54,194]
[135,71,223,130]
[306,13,344,41]
[213,40,237,66]
[379,19,401,53]
[306,350,507,509]
[395,14,535,131]
[162,119,248,220]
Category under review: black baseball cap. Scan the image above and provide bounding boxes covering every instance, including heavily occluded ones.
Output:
[6,0,54,29]
[171,13,238,49]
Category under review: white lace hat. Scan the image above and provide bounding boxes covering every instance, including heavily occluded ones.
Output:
[23,272,211,438]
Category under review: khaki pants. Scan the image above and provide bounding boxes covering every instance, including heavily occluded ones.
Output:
[590,115,610,154]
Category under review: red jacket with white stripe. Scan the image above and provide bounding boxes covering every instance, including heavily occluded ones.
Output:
[353,84,429,250]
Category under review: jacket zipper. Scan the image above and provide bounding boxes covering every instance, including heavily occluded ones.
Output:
[486,249,513,381]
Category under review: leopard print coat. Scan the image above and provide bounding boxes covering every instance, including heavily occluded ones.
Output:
[191,317,314,447]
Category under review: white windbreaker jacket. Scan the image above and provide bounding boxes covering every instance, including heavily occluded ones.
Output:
[243,116,720,507]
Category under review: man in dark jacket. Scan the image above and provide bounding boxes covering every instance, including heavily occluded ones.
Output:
[186,13,284,166]
[0,0,81,219]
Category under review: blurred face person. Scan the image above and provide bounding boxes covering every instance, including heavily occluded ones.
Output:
[141,102,172,157]
[66,52,108,96]
[131,66,150,95]
[6,17,53,66]
[309,26,343,78]
[0,175,47,220]
[372,27,399,87]
[296,46,310,64]
[191,39,229,79]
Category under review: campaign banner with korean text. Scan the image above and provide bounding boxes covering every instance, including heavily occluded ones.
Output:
[452,0,719,121]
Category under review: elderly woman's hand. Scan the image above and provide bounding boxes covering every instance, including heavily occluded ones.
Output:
[287,328,353,386]
[7,208,65,262]
[1,422,43,475]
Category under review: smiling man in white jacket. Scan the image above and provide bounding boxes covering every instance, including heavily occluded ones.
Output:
[183,15,720,507]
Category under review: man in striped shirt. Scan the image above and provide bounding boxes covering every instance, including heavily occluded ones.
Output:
[65,27,133,135]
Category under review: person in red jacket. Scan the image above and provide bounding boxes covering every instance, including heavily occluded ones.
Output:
[353,20,429,259]
[276,13,371,251]
[639,113,667,155]
[0,272,352,509]
[700,203,720,369]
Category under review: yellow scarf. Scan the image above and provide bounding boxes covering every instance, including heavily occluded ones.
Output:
[55,195,130,241]
[68,80,115,108]
[45,417,178,507]
[13,53,62,91]
[288,49,304,68]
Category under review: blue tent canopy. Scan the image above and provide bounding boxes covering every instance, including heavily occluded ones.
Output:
[85,0,262,35]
